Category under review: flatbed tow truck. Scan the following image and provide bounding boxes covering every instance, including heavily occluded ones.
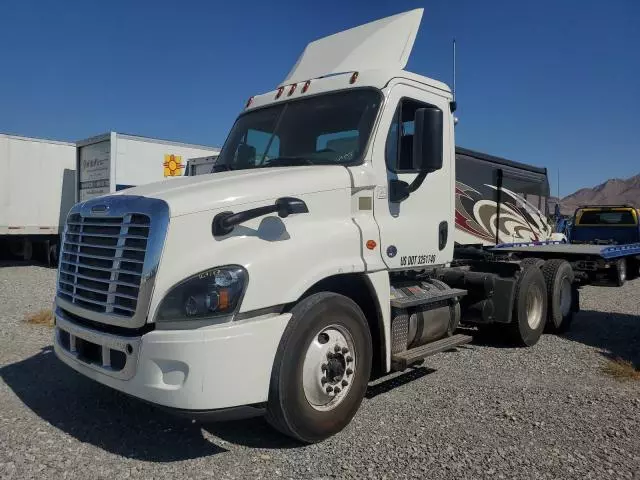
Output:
[52,9,640,443]
[492,241,640,286]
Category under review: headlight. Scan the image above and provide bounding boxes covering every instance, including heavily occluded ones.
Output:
[155,266,247,323]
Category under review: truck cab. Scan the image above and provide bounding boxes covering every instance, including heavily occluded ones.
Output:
[570,205,640,245]
[53,9,572,443]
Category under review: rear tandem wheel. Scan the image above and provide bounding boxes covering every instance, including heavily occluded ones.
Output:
[505,265,548,347]
[541,259,576,333]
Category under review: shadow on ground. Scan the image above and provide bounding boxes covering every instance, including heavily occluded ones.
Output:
[0,260,44,268]
[0,347,302,461]
[3,308,636,461]
[366,366,436,399]
[563,309,640,367]
[1,348,446,460]
[466,307,640,364]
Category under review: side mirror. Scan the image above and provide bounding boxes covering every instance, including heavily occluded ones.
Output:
[413,107,443,173]
[236,143,256,168]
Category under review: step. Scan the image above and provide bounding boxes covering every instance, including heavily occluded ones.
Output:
[391,334,473,371]
[390,287,467,309]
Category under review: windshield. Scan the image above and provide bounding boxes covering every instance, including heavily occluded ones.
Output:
[576,209,638,226]
[216,89,381,170]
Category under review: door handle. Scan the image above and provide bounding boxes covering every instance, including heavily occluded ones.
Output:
[438,221,448,251]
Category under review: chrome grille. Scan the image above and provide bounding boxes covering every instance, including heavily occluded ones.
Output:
[58,213,150,317]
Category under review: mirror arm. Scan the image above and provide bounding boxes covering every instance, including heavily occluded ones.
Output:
[407,171,428,193]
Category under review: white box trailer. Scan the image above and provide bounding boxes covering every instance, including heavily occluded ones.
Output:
[76,132,219,201]
[0,133,76,263]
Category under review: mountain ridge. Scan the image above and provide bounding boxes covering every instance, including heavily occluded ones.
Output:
[549,173,640,215]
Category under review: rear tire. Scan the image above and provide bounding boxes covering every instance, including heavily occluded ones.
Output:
[613,258,627,286]
[506,265,547,347]
[22,238,33,262]
[266,292,372,443]
[629,259,640,280]
[49,241,59,267]
[541,259,575,333]
[519,257,544,270]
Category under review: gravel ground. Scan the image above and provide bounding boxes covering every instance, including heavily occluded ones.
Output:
[1,263,639,480]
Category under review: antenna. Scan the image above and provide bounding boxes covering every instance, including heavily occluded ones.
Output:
[451,38,458,118]
[452,38,456,102]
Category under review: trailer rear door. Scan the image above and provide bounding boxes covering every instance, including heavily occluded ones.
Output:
[78,140,111,201]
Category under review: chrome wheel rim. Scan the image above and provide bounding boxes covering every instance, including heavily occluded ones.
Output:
[302,325,356,411]
[559,278,572,317]
[526,284,544,329]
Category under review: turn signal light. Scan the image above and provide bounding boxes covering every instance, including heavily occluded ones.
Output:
[218,289,230,310]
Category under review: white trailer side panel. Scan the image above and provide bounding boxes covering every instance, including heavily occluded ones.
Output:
[77,133,219,201]
[114,135,219,190]
[0,134,76,235]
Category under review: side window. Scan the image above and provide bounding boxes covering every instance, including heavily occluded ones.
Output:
[385,98,436,173]
[234,129,280,167]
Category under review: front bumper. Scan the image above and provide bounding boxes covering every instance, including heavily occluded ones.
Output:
[53,308,291,411]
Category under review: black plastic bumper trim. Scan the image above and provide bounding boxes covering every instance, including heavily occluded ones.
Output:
[158,403,267,422]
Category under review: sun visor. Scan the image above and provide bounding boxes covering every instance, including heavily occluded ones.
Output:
[280,8,424,86]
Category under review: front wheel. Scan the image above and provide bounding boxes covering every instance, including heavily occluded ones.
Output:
[266,292,372,443]
[613,258,627,287]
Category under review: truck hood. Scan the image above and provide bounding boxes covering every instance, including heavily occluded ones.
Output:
[113,166,352,217]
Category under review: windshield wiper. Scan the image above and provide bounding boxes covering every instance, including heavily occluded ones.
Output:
[211,164,234,172]
[263,156,316,167]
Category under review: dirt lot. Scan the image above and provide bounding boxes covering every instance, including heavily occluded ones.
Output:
[1,264,639,479]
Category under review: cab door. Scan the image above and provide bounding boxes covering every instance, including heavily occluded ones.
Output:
[371,82,454,270]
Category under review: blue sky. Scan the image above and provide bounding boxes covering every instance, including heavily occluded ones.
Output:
[1,0,638,196]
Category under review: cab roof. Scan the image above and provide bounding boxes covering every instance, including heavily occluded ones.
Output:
[245,9,451,112]
[281,9,424,86]
[245,69,451,112]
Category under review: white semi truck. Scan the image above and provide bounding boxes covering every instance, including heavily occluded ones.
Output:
[52,10,640,443]
[0,133,76,264]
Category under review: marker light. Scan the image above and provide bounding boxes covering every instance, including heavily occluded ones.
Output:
[245,96,254,108]
[302,80,311,93]
[349,72,359,84]
[288,83,297,96]
[276,87,284,99]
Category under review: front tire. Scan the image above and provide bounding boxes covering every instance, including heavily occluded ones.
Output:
[266,292,372,443]
[613,258,627,286]
[506,265,547,347]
